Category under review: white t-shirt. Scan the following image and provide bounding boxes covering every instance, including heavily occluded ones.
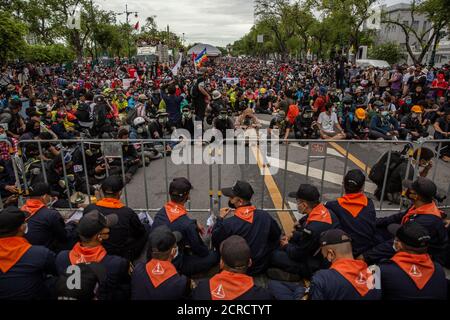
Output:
[318,112,339,133]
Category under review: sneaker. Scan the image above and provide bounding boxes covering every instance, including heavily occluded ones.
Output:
[266,268,301,282]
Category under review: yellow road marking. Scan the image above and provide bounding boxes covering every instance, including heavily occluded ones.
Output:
[250,145,295,235]
[328,142,372,174]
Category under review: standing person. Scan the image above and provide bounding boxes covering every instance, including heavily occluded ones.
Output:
[55,210,130,300]
[131,226,190,300]
[161,83,183,129]
[191,68,211,122]
[378,67,390,94]
[389,66,403,96]
[212,181,282,275]
[152,178,219,276]
[433,110,450,162]
[379,222,447,300]
[0,207,56,300]
[83,175,148,261]
[192,236,273,300]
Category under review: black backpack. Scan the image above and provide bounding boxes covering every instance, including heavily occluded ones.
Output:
[369,151,405,185]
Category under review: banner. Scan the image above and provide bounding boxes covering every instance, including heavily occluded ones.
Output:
[123,78,134,89]
[366,7,381,30]
[222,77,240,85]
[67,8,81,30]
[171,53,183,76]
[137,46,156,55]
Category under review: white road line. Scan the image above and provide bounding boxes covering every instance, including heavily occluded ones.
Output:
[266,156,377,194]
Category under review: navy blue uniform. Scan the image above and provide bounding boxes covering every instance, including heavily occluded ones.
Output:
[309,259,381,300]
[131,260,188,300]
[55,248,130,300]
[364,203,448,265]
[212,206,281,275]
[22,201,70,251]
[84,199,148,261]
[152,203,219,276]
[271,204,339,277]
[380,253,447,300]
[0,240,56,300]
[325,194,377,257]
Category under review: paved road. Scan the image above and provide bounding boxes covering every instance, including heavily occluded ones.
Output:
[122,113,450,233]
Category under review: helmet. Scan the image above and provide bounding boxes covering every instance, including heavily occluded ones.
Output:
[355,108,366,120]
[212,90,221,100]
[133,117,146,126]
[411,105,422,113]
[260,88,267,94]
[138,94,148,101]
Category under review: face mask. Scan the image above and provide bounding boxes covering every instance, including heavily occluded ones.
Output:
[228,200,236,209]
[406,100,412,105]
[0,134,6,140]
[381,111,389,117]
[393,240,399,252]
[137,127,144,134]
[23,223,28,235]
[297,202,306,216]
[172,246,179,259]
[331,107,336,113]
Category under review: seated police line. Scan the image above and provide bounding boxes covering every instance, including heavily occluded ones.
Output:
[0,172,448,300]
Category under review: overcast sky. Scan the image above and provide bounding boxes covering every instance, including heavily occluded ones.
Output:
[95,0,409,47]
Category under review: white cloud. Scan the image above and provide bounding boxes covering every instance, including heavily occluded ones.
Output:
[94,0,255,47]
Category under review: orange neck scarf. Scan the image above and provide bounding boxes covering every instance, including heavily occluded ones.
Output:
[234,206,256,224]
[96,198,125,209]
[209,270,254,300]
[337,193,368,218]
[69,242,107,265]
[330,258,373,297]
[306,203,332,224]
[0,237,32,273]
[145,259,178,288]
[391,252,435,290]
[164,201,187,223]
[402,202,443,225]
[21,199,46,219]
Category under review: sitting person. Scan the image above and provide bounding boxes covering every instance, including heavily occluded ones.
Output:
[192,236,273,300]
[317,103,346,140]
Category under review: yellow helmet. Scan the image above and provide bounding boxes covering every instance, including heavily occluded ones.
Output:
[411,105,422,113]
[260,88,267,94]
[355,108,366,120]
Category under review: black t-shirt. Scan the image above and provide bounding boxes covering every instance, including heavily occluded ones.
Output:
[436,118,450,133]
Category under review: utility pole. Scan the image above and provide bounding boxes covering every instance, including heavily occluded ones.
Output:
[116,4,138,59]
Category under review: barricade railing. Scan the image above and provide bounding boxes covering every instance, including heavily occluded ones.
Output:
[6,138,450,218]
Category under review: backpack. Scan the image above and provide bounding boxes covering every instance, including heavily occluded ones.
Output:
[189,81,199,99]
[369,151,405,185]
[126,107,139,125]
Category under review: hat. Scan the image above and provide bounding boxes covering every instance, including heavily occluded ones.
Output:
[56,263,106,301]
[288,184,320,202]
[355,108,366,120]
[29,182,59,197]
[0,207,28,235]
[7,84,15,91]
[169,177,193,197]
[138,94,148,101]
[222,181,254,201]
[411,105,422,113]
[403,177,437,201]
[388,221,431,248]
[344,169,365,191]
[212,90,221,100]
[77,210,118,238]
[149,225,182,253]
[101,175,124,195]
[319,229,352,247]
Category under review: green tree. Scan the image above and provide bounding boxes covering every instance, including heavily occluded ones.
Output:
[368,42,407,64]
[0,10,28,63]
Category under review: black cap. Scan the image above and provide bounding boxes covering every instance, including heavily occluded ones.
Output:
[319,229,352,247]
[403,177,437,201]
[169,177,193,197]
[344,169,365,192]
[288,184,320,202]
[56,263,106,301]
[101,175,124,195]
[29,182,59,197]
[149,226,182,253]
[0,207,28,235]
[222,181,254,201]
[388,221,431,248]
[77,210,118,238]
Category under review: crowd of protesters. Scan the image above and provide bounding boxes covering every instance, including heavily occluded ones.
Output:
[0,55,450,300]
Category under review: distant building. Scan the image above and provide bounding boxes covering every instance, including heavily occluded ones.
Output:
[374,3,449,66]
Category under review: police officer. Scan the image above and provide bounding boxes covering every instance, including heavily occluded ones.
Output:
[192,236,273,300]
[83,175,148,261]
[0,206,56,299]
[21,182,74,252]
[56,210,130,300]
[379,221,447,300]
[131,226,189,300]
[152,177,219,276]
[363,177,448,266]
[212,180,282,275]
[269,184,340,280]
[308,229,381,300]
[325,169,377,258]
